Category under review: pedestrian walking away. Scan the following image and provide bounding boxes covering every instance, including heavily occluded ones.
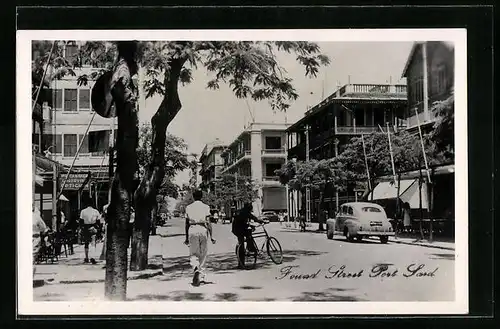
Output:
[79,199,100,264]
[184,189,216,286]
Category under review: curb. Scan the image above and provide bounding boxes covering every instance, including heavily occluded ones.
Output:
[365,237,455,251]
[38,269,164,285]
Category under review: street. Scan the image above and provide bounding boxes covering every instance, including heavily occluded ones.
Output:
[34,218,455,302]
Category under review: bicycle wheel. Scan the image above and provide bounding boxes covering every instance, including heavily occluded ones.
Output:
[236,243,257,270]
[266,237,283,264]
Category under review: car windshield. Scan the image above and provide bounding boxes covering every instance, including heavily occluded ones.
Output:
[362,207,381,213]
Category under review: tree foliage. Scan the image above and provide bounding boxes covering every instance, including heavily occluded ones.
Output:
[203,173,259,208]
[430,91,454,159]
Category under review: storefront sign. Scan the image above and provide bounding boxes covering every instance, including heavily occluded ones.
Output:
[59,172,91,191]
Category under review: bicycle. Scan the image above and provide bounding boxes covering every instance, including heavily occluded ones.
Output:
[235,222,283,269]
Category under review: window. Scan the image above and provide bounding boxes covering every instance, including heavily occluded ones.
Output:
[347,207,354,215]
[64,89,78,111]
[436,65,447,94]
[65,43,78,61]
[362,207,381,213]
[42,134,62,153]
[79,89,90,110]
[78,134,89,153]
[265,163,282,177]
[50,89,63,109]
[63,134,77,157]
[265,136,282,150]
[88,130,110,155]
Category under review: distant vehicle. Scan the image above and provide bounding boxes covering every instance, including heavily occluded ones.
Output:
[173,210,181,217]
[326,202,394,244]
[156,213,167,226]
[260,211,279,222]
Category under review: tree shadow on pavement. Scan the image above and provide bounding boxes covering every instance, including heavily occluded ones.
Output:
[290,288,364,302]
[158,233,185,238]
[331,237,380,244]
[428,253,455,260]
[131,290,206,301]
[161,250,327,282]
[213,293,239,301]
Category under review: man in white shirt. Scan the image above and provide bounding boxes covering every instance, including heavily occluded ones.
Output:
[184,189,215,286]
[79,201,100,263]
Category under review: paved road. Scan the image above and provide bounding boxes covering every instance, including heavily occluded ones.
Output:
[34,217,455,302]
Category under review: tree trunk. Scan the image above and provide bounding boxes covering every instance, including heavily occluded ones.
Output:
[130,57,186,271]
[104,48,139,300]
[317,185,326,231]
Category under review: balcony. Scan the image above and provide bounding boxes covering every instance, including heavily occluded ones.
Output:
[261,148,286,157]
[335,126,381,135]
[222,150,251,173]
[262,176,281,186]
[339,83,407,97]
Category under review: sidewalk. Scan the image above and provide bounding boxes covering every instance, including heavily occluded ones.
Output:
[279,222,455,251]
[33,238,164,287]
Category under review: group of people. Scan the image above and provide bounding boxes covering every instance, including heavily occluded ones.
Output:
[183,189,266,287]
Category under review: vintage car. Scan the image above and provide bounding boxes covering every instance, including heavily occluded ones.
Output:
[326,202,394,243]
[260,211,279,222]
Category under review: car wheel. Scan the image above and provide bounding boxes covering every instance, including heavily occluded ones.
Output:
[326,227,334,240]
[356,235,363,241]
[345,228,354,242]
[380,236,389,244]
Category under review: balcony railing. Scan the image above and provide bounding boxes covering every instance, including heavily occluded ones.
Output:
[261,148,285,155]
[262,176,280,182]
[335,126,381,134]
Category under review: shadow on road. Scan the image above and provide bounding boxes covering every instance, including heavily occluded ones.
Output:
[330,237,380,245]
[131,290,205,301]
[161,249,327,282]
[158,233,185,238]
[428,253,455,260]
[291,288,364,302]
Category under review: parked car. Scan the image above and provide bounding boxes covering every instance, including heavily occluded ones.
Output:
[260,211,279,222]
[173,210,181,218]
[326,202,394,243]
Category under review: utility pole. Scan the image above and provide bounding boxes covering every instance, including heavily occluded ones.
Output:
[52,163,57,231]
[305,124,311,223]
[108,117,115,204]
[422,42,430,122]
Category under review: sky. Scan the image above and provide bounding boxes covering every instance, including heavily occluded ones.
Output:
[136,41,414,185]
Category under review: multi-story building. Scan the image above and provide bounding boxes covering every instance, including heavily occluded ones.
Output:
[402,41,454,130]
[33,41,117,223]
[220,122,290,215]
[285,83,408,220]
[199,139,226,193]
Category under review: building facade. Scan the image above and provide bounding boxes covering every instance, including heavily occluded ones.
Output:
[285,83,408,221]
[32,41,117,224]
[220,122,290,214]
[402,41,454,130]
[199,139,226,193]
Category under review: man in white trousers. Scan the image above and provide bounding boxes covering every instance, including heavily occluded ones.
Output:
[184,189,216,286]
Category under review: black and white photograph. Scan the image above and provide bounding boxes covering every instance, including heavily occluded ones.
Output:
[18,29,467,315]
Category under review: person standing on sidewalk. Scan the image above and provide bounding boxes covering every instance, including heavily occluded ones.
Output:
[79,200,100,263]
[33,204,48,276]
[184,189,216,286]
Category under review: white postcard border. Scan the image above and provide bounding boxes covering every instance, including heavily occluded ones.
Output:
[17,28,468,315]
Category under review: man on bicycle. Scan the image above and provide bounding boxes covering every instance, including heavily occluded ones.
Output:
[231,202,266,269]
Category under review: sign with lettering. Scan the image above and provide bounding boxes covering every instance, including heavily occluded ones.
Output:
[59,172,91,191]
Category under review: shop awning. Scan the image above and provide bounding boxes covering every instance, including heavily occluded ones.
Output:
[368,179,429,209]
[368,179,415,200]
[35,174,44,187]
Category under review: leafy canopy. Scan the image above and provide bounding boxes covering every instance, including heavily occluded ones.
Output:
[33,41,330,113]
